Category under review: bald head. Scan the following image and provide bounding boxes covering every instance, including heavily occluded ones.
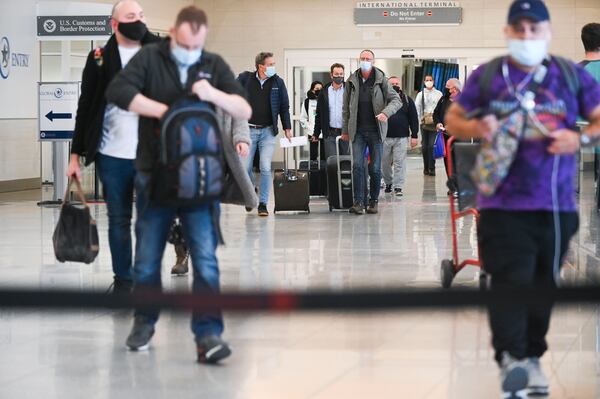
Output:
[111,0,144,22]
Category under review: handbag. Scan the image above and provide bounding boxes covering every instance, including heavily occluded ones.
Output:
[421,91,435,129]
[433,130,446,159]
[52,178,99,264]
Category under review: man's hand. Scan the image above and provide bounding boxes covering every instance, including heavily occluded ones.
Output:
[476,114,499,141]
[285,129,292,142]
[376,113,388,122]
[548,129,580,155]
[341,133,349,142]
[410,138,418,148]
[66,154,81,180]
[192,79,217,103]
[236,142,249,157]
[310,135,319,143]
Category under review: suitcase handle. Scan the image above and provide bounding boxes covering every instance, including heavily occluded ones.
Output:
[335,135,354,208]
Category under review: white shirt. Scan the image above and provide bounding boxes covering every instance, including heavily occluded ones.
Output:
[300,98,318,135]
[98,45,141,160]
[415,88,443,122]
[328,84,344,129]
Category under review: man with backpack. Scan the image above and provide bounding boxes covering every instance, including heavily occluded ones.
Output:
[106,6,252,363]
[67,0,159,293]
[445,1,600,397]
[342,49,401,215]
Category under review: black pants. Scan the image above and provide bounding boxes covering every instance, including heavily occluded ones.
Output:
[421,127,436,172]
[478,210,579,364]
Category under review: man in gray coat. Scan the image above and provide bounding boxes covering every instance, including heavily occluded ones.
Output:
[342,49,401,214]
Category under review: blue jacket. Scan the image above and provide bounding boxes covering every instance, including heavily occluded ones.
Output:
[237,71,292,135]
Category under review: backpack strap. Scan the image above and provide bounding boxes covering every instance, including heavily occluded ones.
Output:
[304,98,309,114]
[554,55,580,96]
[478,56,504,102]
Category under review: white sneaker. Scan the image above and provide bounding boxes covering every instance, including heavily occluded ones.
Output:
[526,357,549,396]
[500,352,529,399]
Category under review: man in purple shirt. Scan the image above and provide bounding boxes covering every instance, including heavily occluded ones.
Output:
[446,1,600,397]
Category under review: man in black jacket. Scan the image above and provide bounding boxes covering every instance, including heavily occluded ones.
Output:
[314,63,349,159]
[382,76,419,197]
[237,53,292,217]
[67,0,159,292]
[106,6,251,362]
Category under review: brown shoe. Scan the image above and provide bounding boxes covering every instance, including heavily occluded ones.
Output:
[366,200,378,214]
[349,202,365,215]
[170,244,189,276]
[257,203,269,217]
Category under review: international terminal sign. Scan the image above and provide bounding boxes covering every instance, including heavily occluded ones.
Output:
[354,1,462,26]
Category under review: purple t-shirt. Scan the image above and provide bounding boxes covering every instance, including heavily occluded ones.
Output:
[458,56,600,212]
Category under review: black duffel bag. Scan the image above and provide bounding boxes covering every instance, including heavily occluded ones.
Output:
[53,178,99,264]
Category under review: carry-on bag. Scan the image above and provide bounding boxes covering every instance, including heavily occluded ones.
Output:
[299,140,326,197]
[273,145,310,214]
[53,178,99,264]
[327,136,354,211]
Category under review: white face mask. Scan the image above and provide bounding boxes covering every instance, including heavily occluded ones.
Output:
[171,44,202,67]
[508,39,548,67]
[265,66,276,78]
[360,61,372,73]
[424,81,434,89]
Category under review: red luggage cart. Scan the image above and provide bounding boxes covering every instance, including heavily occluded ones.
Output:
[440,136,487,289]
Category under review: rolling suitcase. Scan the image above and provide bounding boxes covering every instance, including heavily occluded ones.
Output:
[299,140,326,197]
[273,146,310,214]
[327,136,354,211]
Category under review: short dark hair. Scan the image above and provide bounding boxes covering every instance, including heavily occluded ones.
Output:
[360,49,375,59]
[582,23,600,53]
[424,75,434,81]
[330,63,345,74]
[175,6,208,33]
[255,52,273,69]
[309,81,323,92]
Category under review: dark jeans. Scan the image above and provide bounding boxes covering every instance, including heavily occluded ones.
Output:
[134,172,223,340]
[421,126,436,172]
[96,153,136,281]
[478,210,579,364]
[352,129,382,204]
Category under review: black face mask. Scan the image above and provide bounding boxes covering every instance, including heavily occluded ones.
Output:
[118,20,147,41]
[332,76,344,85]
[444,88,451,97]
[314,89,321,97]
[392,85,401,93]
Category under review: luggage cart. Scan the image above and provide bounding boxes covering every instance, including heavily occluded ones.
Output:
[440,136,487,289]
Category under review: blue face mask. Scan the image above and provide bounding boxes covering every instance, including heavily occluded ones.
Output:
[360,61,372,73]
[264,66,276,78]
[171,44,202,67]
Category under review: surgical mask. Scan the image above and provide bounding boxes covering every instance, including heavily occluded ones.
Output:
[360,61,372,72]
[424,81,434,89]
[171,44,202,67]
[508,39,548,67]
[117,20,147,41]
[265,66,276,78]
[332,76,344,85]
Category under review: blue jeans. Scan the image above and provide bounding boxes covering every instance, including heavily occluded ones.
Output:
[134,172,223,340]
[96,153,136,281]
[246,126,276,204]
[352,130,383,204]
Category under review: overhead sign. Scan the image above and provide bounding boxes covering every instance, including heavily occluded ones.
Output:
[354,1,462,25]
[39,82,80,141]
[37,15,112,37]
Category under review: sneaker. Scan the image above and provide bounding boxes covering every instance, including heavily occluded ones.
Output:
[500,352,529,399]
[257,203,269,217]
[394,188,403,197]
[110,277,133,294]
[245,206,252,213]
[126,315,155,351]
[384,184,392,193]
[526,357,549,396]
[170,244,189,276]
[349,202,365,215]
[196,335,232,364]
[366,200,378,214]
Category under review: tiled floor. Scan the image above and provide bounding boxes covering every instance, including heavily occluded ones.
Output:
[1,157,599,398]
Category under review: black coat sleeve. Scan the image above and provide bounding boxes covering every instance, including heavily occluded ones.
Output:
[105,46,150,111]
[433,97,445,126]
[313,92,324,136]
[71,50,99,155]
[407,97,419,139]
[278,79,292,130]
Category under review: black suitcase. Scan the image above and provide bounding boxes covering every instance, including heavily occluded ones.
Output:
[299,141,326,197]
[327,136,354,211]
[273,147,310,214]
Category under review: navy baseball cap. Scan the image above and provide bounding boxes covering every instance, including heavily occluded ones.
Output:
[507,0,550,24]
